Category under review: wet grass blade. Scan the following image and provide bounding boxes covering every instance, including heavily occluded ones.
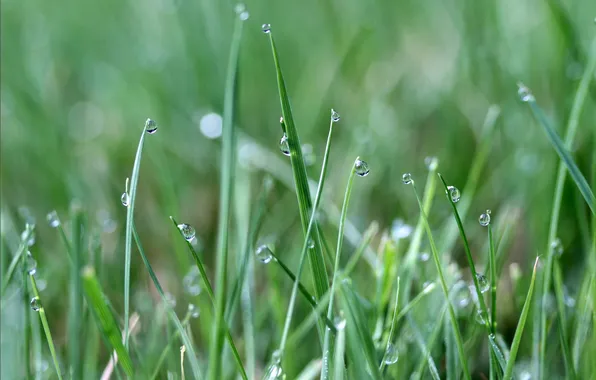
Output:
[333,319,346,380]
[412,304,447,380]
[131,225,203,379]
[1,224,33,295]
[208,12,245,380]
[81,266,133,377]
[409,179,471,380]
[379,276,400,372]
[266,27,329,301]
[69,207,84,379]
[553,260,576,379]
[408,316,441,380]
[503,257,540,380]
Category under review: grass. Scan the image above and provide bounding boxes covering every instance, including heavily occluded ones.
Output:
[2,2,596,380]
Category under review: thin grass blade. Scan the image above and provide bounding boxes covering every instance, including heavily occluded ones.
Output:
[379,277,400,372]
[69,207,84,379]
[553,260,576,379]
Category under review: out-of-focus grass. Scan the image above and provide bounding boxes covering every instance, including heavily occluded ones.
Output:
[2,0,596,379]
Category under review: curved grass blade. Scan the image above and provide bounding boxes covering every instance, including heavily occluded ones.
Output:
[208,12,246,380]
[278,116,337,354]
[409,179,471,380]
[322,158,359,379]
[265,27,329,301]
[81,266,134,377]
[504,257,540,380]
[553,260,576,379]
[131,226,203,379]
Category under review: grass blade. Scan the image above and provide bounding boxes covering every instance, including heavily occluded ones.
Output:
[265,27,329,301]
[81,266,134,377]
[150,311,193,380]
[412,304,447,380]
[278,116,337,354]
[1,224,33,295]
[489,224,497,333]
[553,260,576,379]
[379,276,400,372]
[69,207,84,379]
[333,321,346,380]
[408,316,441,380]
[408,179,471,380]
[504,257,540,380]
[322,157,360,378]
[208,11,245,380]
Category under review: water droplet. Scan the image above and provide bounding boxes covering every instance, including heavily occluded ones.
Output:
[21,229,35,247]
[199,113,223,139]
[475,309,486,325]
[424,156,438,170]
[164,292,176,308]
[479,210,491,227]
[188,303,200,318]
[302,144,316,166]
[519,370,531,380]
[121,192,129,207]
[384,343,399,365]
[563,287,575,308]
[331,109,340,122]
[263,350,285,379]
[334,316,346,330]
[234,4,249,20]
[26,252,37,276]
[550,238,563,257]
[447,186,461,203]
[354,159,370,177]
[517,83,535,102]
[476,273,489,293]
[30,296,41,311]
[453,281,470,308]
[307,238,315,249]
[402,172,413,185]
[177,223,196,242]
[255,245,273,264]
[279,116,284,124]
[183,267,202,296]
[419,252,430,262]
[35,359,49,373]
[46,211,60,228]
[145,118,158,134]
[239,11,249,20]
[279,134,290,156]
[262,24,271,33]
[391,219,413,240]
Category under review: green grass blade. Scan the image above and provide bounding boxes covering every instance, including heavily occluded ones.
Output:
[322,157,359,379]
[412,304,447,380]
[333,319,346,380]
[553,260,576,379]
[503,257,540,380]
[489,224,497,333]
[69,207,84,379]
[408,179,471,380]
[123,124,149,348]
[29,274,63,379]
[1,224,33,295]
[265,27,329,300]
[379,276,400,372]
[279,116,336,353]
[208,11,245,380]
[81,266,134,377]
[149,311,192,380]
[22,230,32,380]
[408,316,441,380]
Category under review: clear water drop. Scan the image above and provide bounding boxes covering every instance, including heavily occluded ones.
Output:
[30,296,41,311]
[263,350,285,380]
[145,118,158,134]
[475,309,486,325]
[302,144,316,166]
[307,238,315,249]
[354,159,370,177]
[419,252,430,262]
[334,316,346,330]
[391,219,412,240]
[279,134,290,156]
[164,292,176,308]
[188,303,200,318]
[239,11,250,21]
[402,173,413,184]
[476,273,489,293]
[46,211,60,228]
[479,210,491,227]
[384,343,399,365]
[453,281,470,308]
[262,24,271,33]
[121,192,129,207]
[21,229,35,247]
[177,223,196,242]
[26,252,37,276]
[550,238,563,257]
[255,245,273,264]
[517,83,535,102]
[234,4,249,20]
[183,267,202,296]
[424,156,438,170]
[447,186,461,203]
[331,109,340,122]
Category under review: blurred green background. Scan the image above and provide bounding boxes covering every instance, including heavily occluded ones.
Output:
[2,0,596,378]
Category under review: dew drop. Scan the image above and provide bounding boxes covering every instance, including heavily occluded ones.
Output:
[418,252,430,262]
[476,273,489,293]
[255,245,273,264]
[331,109,340,122]
[302,144,316,166]
[384,343,399,365]
[354,159,370,177]
[517,83,535,102]
[279,134,290,156]
[188,303,200,319]
[479,210,491,227]
[402,172,413,185]
[424,156,438,170]
[46,211,60,228]
[263,350,285,379]
[334,316,346,330]
[164,292,176,308]
[121,192,129,207]
[21,229,35,247]
[307,238,315,249]
[453,281,470,308]
[447,186,461,203]
[183,267,202,296]
[475,309,486,325]
[26,252,37,276]
[145,118,158,134]
[550,238,563,257]
[234,4,249,20]
[30,296,41,311]
[177,223,196,242]
[391,219,412,240]
[262,24,271,33]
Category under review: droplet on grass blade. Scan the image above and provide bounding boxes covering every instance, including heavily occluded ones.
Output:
[263,350,285,380]
[517,83,535,102]
[188,303,200,318]
[424,156,438,170]
[30,297,41,311]
[262,24,271,33]
[177,223,196,242]
[26,251,37,275]
[354,158,370,176]
[164,292,176,308]
[334,316,346,330]
[46,211,60,228]
[475,309,486,325]
[307,238,315,249]
[550,238,563,257]
[384,343,399,365]
[447,186,461,203]
[145,118,158,134]
[121,192,129,207]
[479,210,491,226]
[402,173,413,184]
[21,228,36,247]
[476,273,489,293]
[255,245,273,264]
[418,252,430,262]
[331,109,340,122]
[279,134,290,156]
